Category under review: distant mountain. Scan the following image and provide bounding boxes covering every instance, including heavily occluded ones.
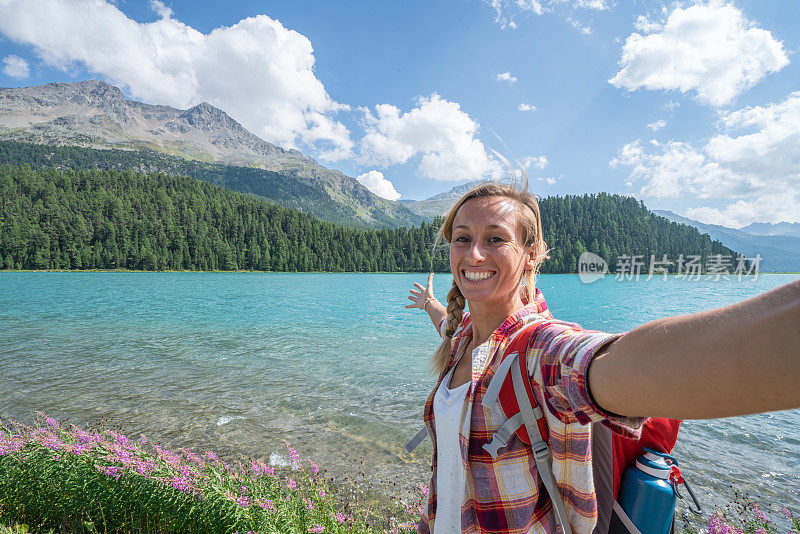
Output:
[739,221,800,238]
[0,80,308,168]
[401,180,488,219]
[0,81,422,228]
[653,210,800,272]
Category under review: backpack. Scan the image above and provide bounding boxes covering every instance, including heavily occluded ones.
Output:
[406,321,689,534]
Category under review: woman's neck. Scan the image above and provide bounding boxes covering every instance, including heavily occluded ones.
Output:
[468,294,527,346]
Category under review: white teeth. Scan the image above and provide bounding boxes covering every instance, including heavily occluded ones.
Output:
[464,271,494,281]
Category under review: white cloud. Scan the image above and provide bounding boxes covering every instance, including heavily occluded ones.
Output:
[149,0,172,19]
[539,176,557,185]
[361,94,502,182]
[356,170,401,201]
[1,55,29,79]
[523,155,548,169]
[633,15,662,33]
[611,91,800,224]
[610,1,789,106]
[518,103,536,112]
[0,0,352,158]
[573,0,608,10]
[646,119,666,131]
[566,17,592,35]
[495,71,517,84]
[485,0,606,29]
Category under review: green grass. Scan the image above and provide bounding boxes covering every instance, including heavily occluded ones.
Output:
[2,415,798,534]
[0,415,421,534]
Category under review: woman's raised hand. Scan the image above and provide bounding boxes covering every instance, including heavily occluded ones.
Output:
[406,273,435,309]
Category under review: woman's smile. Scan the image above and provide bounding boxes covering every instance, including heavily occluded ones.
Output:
[462,270,496,282]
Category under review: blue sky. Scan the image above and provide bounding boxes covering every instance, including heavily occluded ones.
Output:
[1,0,799,227]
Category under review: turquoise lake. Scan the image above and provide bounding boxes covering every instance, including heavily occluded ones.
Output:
[1,272,798,518]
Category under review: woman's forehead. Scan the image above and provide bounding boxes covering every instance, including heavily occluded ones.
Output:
[453,196,519,228]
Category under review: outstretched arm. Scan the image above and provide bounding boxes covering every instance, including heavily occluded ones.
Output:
[588,278,800,420]
[406,273,447,335]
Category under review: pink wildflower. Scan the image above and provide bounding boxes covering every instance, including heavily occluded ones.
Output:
[251,460,274,477]
[285,441,301,467]
[311,463,319,475]
[286,478,298,491]
[318,488,326,499]
[419,483,429,497]
[334,512,347,524]
[97,465,123,479]
[305,498,314,512]
[257,499,276,512]
[308,526,324,533]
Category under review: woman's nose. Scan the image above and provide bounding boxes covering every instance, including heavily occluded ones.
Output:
[466,241,486,262]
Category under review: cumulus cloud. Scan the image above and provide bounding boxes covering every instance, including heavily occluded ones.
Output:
[646,119,666,131]
[1,55,29,79]
[495,71,517,84]
[149,0,172,19]
[518,103,536,112]
[0,0,352,158]
[611,91,800,225]
[610,1,789,106]
[356,170,401,201]
[360,94,502,182]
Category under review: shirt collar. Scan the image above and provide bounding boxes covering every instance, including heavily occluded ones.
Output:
[452,286,553,342]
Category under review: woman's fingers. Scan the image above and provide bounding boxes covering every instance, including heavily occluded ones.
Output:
[414,282,424,291]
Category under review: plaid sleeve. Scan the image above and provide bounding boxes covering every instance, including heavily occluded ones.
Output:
[528,320,646,438]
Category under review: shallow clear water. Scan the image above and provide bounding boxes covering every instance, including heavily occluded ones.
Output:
[0,272,798,519]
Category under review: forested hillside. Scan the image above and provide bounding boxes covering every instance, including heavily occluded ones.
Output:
[0,164,737,273]
[0,141,423,229]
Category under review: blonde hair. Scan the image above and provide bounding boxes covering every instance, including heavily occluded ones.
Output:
[430,177,549,375]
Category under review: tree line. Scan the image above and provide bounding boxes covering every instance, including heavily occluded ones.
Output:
[0,163,737,273]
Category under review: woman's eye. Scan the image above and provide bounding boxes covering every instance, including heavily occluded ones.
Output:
[488,236,507,243]
[454,236,470,243]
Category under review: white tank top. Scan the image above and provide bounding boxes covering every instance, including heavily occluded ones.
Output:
[433,366,470,533]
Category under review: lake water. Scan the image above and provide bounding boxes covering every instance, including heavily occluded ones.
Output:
[1,272,798,522]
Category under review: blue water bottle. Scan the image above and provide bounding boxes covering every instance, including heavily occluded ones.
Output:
[617,449,678,534]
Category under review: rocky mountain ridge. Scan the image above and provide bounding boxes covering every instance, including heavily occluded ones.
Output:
[0,80,422,228]
[0,80,309,167]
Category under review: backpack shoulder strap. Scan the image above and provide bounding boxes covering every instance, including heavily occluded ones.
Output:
[482,319,575,534]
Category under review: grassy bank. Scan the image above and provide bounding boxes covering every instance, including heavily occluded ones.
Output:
[1,415,798,534]
[0,415,421,533]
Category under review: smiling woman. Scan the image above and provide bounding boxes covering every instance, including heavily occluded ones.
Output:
[405,178,800,534]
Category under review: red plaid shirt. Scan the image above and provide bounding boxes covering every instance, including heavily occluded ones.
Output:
[419,288,646,534]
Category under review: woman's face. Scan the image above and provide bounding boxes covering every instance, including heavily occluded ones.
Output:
[450,196,534,307]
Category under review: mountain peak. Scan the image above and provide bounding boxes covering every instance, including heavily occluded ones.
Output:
[0,79,313,168]
[177,101,241,131]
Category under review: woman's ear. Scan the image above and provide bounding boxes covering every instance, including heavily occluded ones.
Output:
[524,247,536,271]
